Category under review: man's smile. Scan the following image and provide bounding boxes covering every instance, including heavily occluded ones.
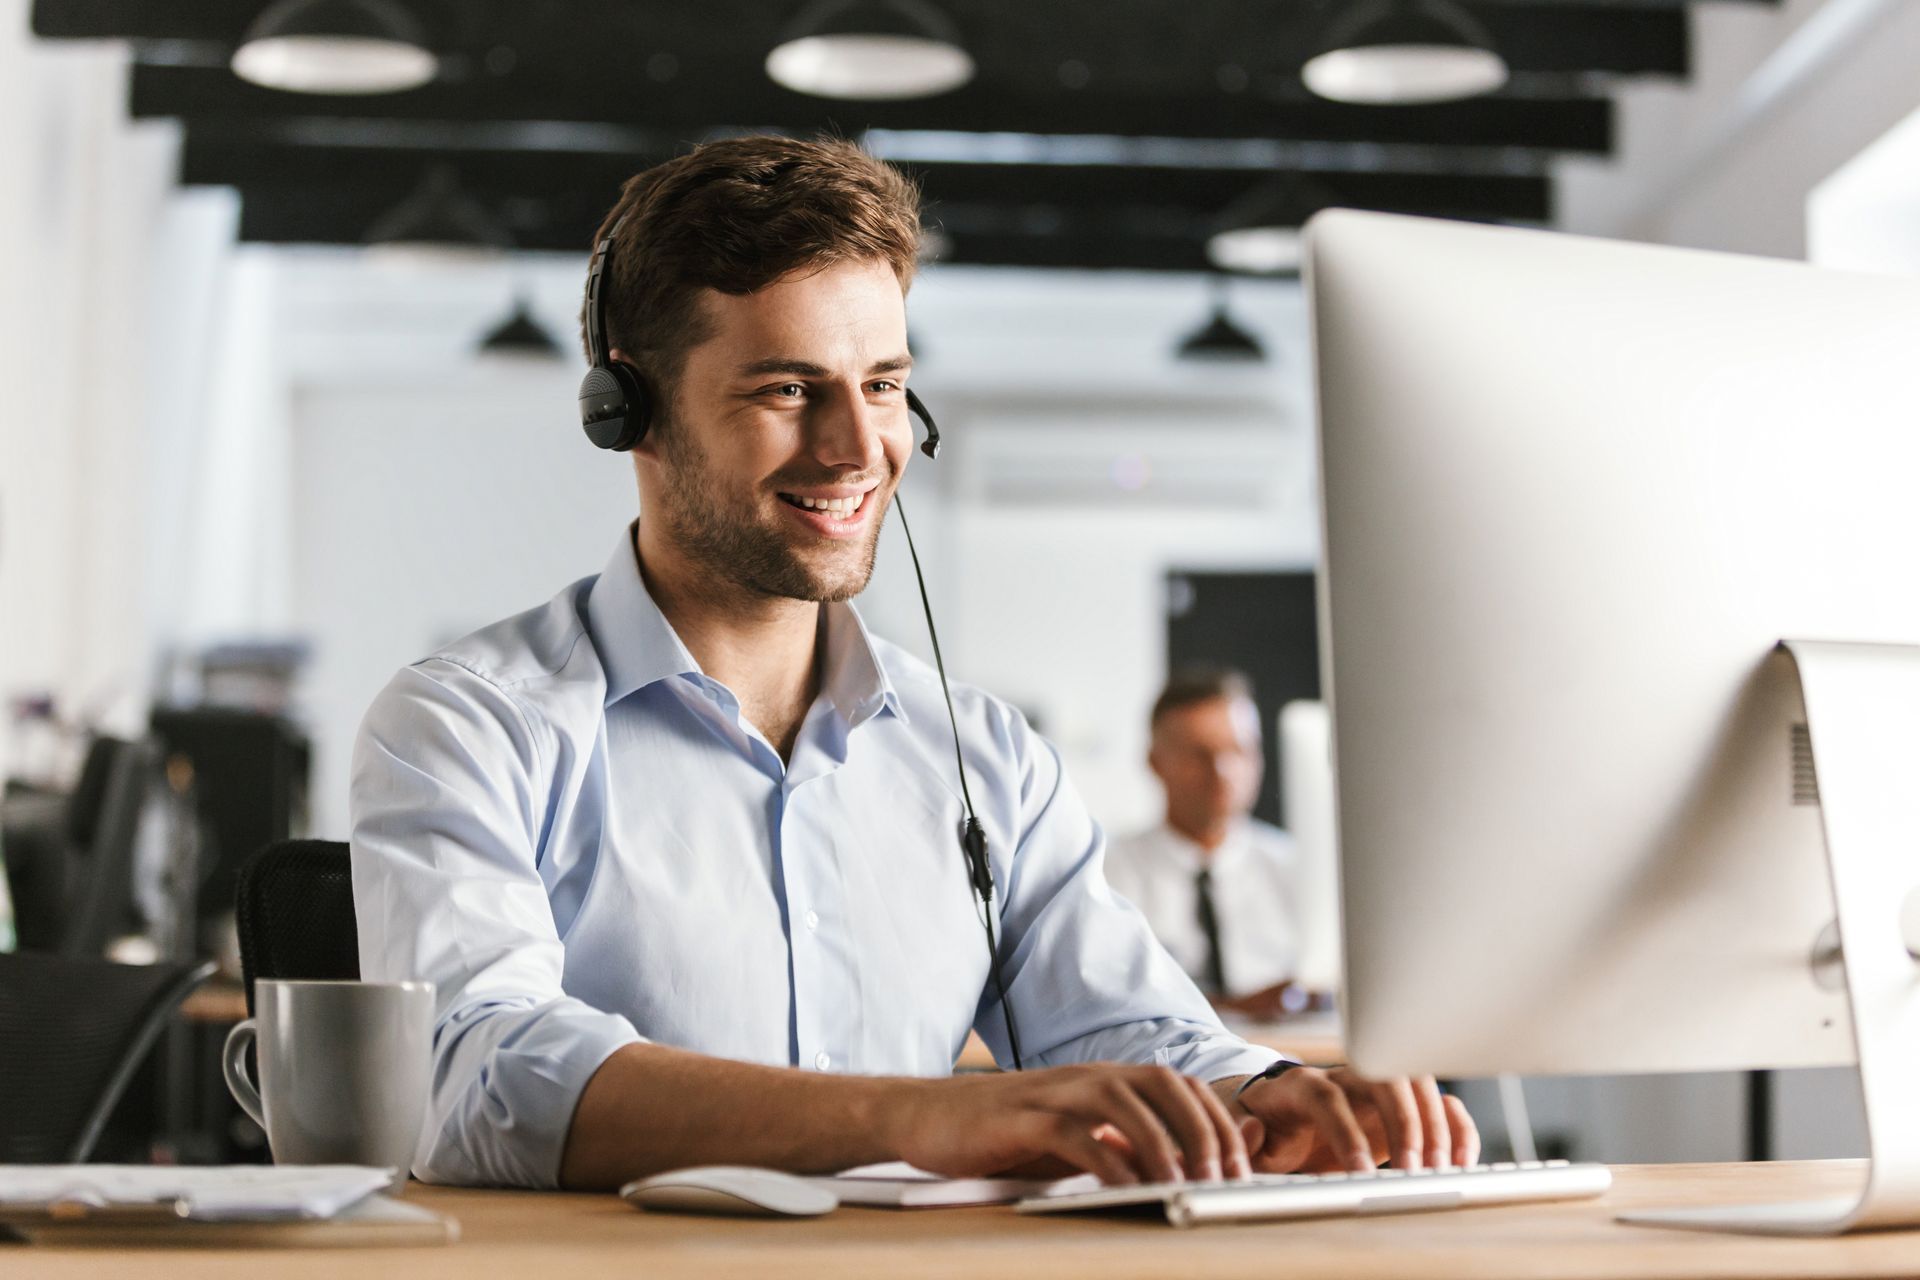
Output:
[774,484,880,537]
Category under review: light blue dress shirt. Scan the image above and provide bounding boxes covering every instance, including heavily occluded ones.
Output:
[350,530,1280,1188]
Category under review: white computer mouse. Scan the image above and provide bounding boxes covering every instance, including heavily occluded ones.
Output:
[619,1166,840,1218]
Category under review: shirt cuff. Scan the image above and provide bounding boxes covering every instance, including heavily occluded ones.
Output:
[1150,1033,1286,1086]
[417,1001,644,1189]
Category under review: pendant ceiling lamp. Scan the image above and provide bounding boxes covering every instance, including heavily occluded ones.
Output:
[1209,224,1304,277]
[1206,177,1340,276]
[766,0,975,100]
[478,297,562,360]
[1301,0,1508,106]
[364,166,511,265]
[231,0,438,95]
[1176,280,1267,363]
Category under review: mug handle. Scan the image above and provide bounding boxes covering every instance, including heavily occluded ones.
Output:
[222,1018,266,1128]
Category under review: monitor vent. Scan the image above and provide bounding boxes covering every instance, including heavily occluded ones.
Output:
[1790,724,1820,806]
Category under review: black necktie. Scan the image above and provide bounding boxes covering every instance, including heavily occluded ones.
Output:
[1194,866,1229,997]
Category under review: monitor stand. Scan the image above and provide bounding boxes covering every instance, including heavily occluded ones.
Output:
[1618,639,1920,1235]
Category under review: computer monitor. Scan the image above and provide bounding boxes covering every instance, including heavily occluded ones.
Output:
[1306,210,1920,1233]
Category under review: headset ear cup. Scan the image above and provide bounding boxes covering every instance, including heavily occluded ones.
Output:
[611,361,652,451]
[578,359,653,451]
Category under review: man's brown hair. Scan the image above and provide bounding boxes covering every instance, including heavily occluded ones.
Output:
[1150,667,1257,729]
[581,135,923,418]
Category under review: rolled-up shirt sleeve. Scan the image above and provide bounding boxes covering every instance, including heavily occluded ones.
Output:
[974,709,1282,1084]
[351,658,642,1188]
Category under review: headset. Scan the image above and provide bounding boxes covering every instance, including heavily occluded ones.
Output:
[579,217,1025,1070]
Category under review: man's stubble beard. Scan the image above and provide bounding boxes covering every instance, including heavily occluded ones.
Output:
[652,423,888,604]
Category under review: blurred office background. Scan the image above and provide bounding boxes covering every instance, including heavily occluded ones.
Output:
[2,0,1918,1166]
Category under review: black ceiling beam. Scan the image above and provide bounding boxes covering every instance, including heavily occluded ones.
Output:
[919,166,1547,221]
[179,129,1549,224]
[939,230,1216,274]
[208,165,1546,274]
[36,0,1741,81]
[230,182,1460,272]
[129,63,1614,154]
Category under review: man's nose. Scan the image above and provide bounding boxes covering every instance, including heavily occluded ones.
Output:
[810,385,888,471]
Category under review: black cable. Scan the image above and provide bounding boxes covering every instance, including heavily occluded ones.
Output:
[892,492,1025,1071]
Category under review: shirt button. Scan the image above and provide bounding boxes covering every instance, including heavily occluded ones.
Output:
[805,909,820,932]
[815,1051,832,1071]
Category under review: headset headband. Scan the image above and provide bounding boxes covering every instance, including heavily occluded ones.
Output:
[584,214,626,368]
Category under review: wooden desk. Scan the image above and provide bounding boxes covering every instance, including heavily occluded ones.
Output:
[10,1162,1914,1279]
[1227,1013,1345,1067]
[178,978,248,1025]
[955,1016,1344,1071]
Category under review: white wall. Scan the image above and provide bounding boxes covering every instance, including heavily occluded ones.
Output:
[1809,103,1920,277]
[290,372,634,836]
[951,505,1312,833]
[0,12,180,764]
[1560,0,1920,259]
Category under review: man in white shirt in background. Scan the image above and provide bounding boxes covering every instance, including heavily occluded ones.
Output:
[1106,669,1315,1022]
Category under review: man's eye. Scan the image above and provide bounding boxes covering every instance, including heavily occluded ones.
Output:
[772,383,805,398]
[869,380,900,393]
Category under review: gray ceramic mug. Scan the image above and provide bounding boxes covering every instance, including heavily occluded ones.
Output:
[223,979,434,1168]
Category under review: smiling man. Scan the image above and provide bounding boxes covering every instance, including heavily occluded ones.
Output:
[350,135,1475,1191]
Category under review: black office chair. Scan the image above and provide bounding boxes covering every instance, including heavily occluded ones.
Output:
[59,735,155,958]
[1,789,68,952]
[0,951,216,1163]
[234,839,359,1015]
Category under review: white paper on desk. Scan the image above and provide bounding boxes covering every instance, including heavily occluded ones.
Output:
[0,1165,397,1221]
[816,1162,1098,1208]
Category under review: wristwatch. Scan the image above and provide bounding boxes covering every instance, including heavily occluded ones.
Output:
[1233,1057,1308,1102]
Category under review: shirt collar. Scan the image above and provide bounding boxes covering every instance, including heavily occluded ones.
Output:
[586,527,702,706]
[1156,819,1250,871]
[821,595,909,728]
[585,525,907,727]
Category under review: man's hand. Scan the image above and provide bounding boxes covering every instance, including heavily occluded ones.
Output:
[882,1064,1258,1186]
[1221,1065,1479,1173]
[1215,981,1313,1022]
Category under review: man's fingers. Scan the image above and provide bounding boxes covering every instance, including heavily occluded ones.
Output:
[1303,1074,1375,1172]
[1057,1076,1185,1182]
[1413,1076,1453,1170]
[1184,1073,1252,1179]
[1444,1093,1479,1167]
[1370,1076,1422,1170]
[1238,1113,1264,1153]
[1035,1113,1141,1187]
[1129,1067,1225,1181]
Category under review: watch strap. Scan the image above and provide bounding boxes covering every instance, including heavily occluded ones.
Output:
[1233,1057,1307,1102]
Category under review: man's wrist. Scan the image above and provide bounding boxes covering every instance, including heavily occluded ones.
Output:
[1231,1058,1305,1104]
[864,1074,930,1158]
[1209,1074,1255,1114]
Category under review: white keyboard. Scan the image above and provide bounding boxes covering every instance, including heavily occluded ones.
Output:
[1015,1159,1611,1228]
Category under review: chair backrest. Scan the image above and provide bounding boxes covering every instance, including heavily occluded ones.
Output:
[150,709,310,927]
[234,839,359,1015]
[0,952,215,1162]
[60,736,155,957]
[1,791,69,952]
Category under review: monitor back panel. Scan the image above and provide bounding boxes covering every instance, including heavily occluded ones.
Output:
[1308,210,1920,1078]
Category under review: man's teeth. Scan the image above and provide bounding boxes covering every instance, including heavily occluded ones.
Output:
[789,492,865,515]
